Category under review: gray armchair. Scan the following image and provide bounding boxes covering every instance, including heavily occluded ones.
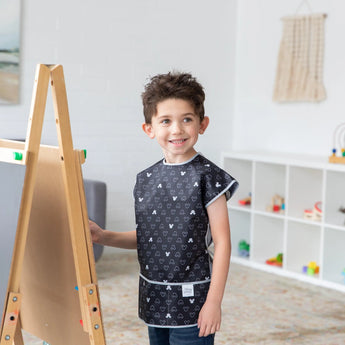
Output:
[84,179,106,262]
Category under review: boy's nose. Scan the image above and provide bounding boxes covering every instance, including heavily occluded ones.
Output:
[171,122,183,134]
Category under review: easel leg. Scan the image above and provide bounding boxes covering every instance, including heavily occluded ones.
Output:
[13,319,23,345]
[0,293,22,345]
[82,285,106,345]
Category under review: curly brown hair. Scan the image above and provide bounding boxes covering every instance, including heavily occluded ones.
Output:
[141,72,205,124]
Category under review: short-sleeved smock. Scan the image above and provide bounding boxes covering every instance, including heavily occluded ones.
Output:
[134,153,238,328]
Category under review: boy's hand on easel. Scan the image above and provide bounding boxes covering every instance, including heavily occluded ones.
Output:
[89,220,104,244]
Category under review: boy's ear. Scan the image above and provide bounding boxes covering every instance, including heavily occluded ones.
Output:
[142,123,155,139]
[199,116,209,134]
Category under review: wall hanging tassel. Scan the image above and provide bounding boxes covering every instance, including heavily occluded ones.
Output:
[273,11,327,102]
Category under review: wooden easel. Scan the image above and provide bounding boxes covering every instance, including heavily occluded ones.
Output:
[0,64,106,345]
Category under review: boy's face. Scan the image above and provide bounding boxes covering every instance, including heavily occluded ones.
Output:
[142,98,209,164]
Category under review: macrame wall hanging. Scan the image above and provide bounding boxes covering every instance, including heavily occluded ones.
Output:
[273,1,327,102]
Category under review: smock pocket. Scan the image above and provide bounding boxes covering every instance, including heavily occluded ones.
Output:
[138,275,210,327]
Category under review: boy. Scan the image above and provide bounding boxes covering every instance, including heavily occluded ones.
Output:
[89,72,238,345]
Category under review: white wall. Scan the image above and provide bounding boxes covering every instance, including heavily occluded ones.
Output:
[0,0,237,245]
[233,0,345,156]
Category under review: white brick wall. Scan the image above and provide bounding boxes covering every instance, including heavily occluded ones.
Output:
[0,0,237,250]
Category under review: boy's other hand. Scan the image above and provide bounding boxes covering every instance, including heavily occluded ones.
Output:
[197,300,221,337]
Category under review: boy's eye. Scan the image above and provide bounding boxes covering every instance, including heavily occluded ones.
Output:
[183,117,193,123]
[161,119,170,124]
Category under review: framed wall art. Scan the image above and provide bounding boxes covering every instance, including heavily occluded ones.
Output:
[0,0,21,104]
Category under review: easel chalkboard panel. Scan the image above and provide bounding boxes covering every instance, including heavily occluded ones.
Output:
[0,162,26,327]
[20,146,90,345]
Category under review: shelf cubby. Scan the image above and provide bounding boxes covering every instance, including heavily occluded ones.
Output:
[222,151,345,292]
[323,227,345,285]
[288,166,323,220]
[228,208,251,259]
[286,221,321,276]
[324,170,345,227]
[254,162,286,213]
[251,214,284,264]
[223,157,252,207]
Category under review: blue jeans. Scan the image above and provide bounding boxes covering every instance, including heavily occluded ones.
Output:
[148,326,215,345]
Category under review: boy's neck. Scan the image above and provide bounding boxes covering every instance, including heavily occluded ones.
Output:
[163,150,199,165]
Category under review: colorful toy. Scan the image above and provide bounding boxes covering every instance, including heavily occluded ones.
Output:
[238,193,251,206]
[304,201,322,221]
[266,253,283,267]
[342,268,345,283]
[329,122,345,164]
[238,240,250,257]
[302,261,319,275]
[266,194,285,214]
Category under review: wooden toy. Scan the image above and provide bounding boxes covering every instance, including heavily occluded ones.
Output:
[302,261,319,275]
[329,122,345,164]
[266,253,283,267]
[304,201,322,221]
[238,240,250,257]
[0,65,106,345]
[238,194,251,206]
[266,194,285,214]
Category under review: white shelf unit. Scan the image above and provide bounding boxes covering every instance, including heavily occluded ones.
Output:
[222,151,345,292]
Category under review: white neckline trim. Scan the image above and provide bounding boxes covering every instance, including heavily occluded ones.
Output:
[163,152,200,166]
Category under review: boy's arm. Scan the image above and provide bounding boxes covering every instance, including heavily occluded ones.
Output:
[198,194,231,337]
[89,220,137,249]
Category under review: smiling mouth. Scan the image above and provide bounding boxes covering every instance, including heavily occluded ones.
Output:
[169,139,187,145]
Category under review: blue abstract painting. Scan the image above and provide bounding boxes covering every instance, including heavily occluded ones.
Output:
[0,0,21,104]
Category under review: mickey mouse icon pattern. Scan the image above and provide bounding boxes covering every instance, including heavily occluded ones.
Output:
[134,153,238,327]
